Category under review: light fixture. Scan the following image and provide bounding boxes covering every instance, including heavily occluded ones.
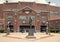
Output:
[0,22,3,25]
[25,10,30,14]
[22,21,26,24]
[15,20,16,22]
[46,22,48,24]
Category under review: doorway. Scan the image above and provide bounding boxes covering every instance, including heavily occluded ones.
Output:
[19,25,35,33]
[40,25,47,32]
[7,25,14,32]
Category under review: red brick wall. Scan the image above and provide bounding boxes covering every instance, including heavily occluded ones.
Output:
[0,2,60,32]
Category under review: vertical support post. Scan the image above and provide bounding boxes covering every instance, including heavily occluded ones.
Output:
[14,12,17,32]
[48,2,51,35]
[5,0,10,35]
[12,9,20,32]
[6,21,10,35]
[46,22,48,34]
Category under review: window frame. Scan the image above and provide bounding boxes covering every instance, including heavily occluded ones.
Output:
[19,16,26,20]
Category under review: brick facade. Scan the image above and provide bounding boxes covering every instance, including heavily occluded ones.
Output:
[0,2,60,32]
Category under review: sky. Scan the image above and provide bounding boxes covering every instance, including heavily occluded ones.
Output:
[0,0,60,6]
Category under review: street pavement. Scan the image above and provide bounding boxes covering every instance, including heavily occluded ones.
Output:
[0,32,60,42]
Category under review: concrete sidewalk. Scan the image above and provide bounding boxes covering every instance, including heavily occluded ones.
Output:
[0,32,60,42]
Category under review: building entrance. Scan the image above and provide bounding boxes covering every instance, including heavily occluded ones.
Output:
[19,25,35,33]
[40,26,47,32]
[7,25,14,32]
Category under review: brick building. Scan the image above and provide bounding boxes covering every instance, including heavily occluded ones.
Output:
[0,1,60,32]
